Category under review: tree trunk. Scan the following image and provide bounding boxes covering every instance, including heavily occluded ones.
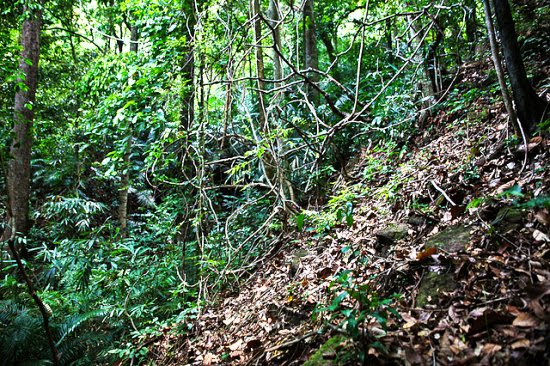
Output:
[385,18,394,63]
[117,22,139,237]
[252,0,267,130]
[130,24,138,52]
[117,137,131,236]
[464,0,477,50]
[492,0,548,134]
[180,0,197,131]
[303,0,319,102]
[252,0,295,213]
[319,31,337,75]
[482,0,518,131]
[425,17,444,97]
[2,5,42,258]
[268,0,283,84]
[408,15,434,129]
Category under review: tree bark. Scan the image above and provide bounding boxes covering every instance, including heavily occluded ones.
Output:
[319,31,337,74]
[492,0,548,134]
[252,0,267,130]
[425,16,444,96]
[464,0,477,49]
[303,0,319,102]
[408,15,434,129]
[2,5,42,258]
[268,0,283,84]
[180,0,197,131]
[117,137,131,236]
[385,18,394,63]
[117,22,139,236]
[482,0,519,132]
[130,24,138,53]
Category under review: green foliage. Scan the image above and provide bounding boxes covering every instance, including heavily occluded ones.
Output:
[297,188,358,233]
[0,300,108,365]
[313,269,401,362]
[0,0,522,363]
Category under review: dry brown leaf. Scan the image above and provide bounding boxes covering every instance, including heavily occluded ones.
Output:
[482,343,502,356]
[230,350,243,358]
[512,312,538,327]
[417,247,437,260]
[228,339,243,351]
[533,229,549,242]
[534,210,549,226]
[511,338,530,349]
[495,180,517,194]
[202,353,217,365]
[469,307,488,318]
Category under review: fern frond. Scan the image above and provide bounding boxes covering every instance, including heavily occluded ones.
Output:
[55,308,107,347]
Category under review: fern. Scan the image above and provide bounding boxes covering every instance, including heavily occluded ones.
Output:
[55,308,107,347]
[0,301,46,365]
[132,186,157,208]
[0,301,109,365]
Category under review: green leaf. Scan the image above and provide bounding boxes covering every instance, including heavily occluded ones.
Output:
[522,196,550,208]
[466,197,484,209]
[499,184,523,198]
[329,291,348,311]
[345,213,354,227]
[296,213,305,231]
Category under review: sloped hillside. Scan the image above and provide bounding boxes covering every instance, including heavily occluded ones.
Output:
[144,58,549,365]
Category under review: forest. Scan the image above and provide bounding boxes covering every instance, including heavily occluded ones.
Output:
[0,0,549,364]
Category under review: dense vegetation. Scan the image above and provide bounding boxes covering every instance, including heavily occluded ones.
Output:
[0,0,548,364]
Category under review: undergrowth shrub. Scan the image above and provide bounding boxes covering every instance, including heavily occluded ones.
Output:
[313,269,401,363]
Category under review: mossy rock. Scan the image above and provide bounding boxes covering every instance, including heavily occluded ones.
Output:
[426,225,471,252]
[303,336,348,366]
[492,208,523,229]
[416,272,457,307]
[376,223,409,245]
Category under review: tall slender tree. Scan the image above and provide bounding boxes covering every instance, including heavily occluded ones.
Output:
[492,0,548,134]
[180,0,197,131]
[2,2,42,258]
[118,22,139,237]
[268,0,283,84]
[303,0,319,102]
[464,0,478,52]
[252,0,267,130]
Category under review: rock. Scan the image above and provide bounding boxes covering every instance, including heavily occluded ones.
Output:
[416,272,457,307]
[376,223,409,246]
[408,215,425,226]
[492,207,523,225]
[426,225,471,252]
[491,207,523,232]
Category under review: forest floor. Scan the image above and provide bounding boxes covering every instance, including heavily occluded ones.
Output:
[147,59,549,365]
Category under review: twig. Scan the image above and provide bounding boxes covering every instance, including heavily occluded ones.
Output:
[264,331,317,353]
[430,180,456,206]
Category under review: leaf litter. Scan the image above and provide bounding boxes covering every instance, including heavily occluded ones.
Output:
[147,63,549,365]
